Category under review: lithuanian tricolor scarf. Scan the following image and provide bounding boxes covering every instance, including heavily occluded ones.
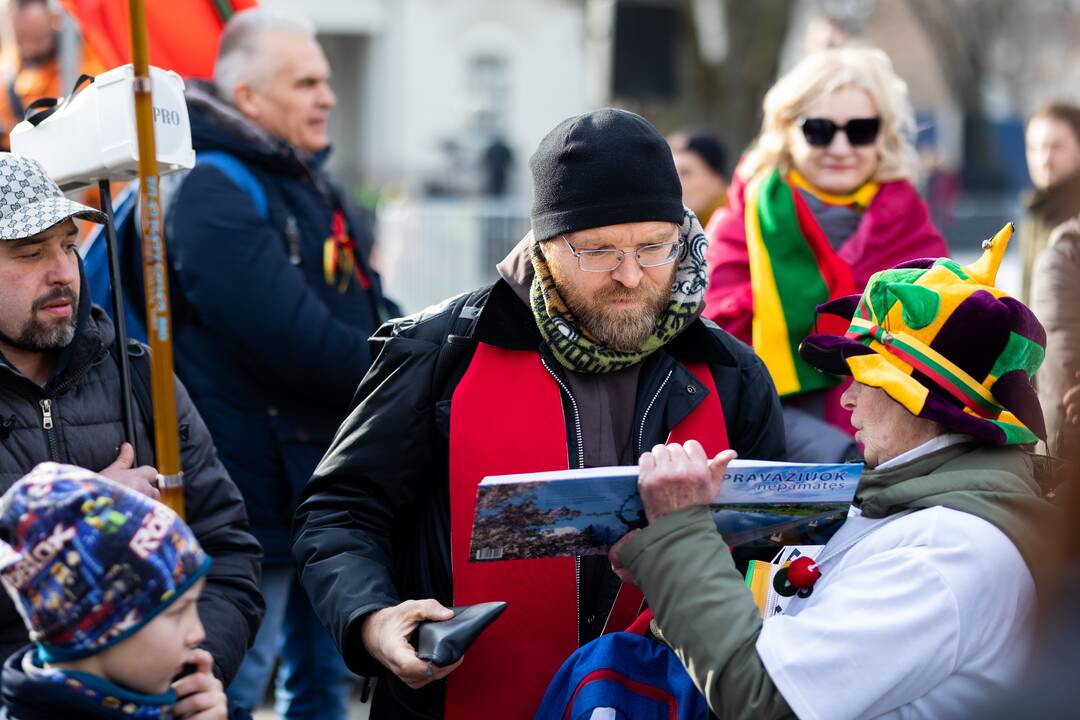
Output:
[746,168,877,397]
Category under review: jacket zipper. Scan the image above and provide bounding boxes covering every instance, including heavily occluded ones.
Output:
[541,356,585,646]
[40,399,59,460]
[540,358,584,469]
[637,369,673,455]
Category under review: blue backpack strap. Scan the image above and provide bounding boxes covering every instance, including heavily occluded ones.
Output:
[196,150,269,219]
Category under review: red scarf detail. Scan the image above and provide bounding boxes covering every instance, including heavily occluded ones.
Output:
[447,343,727,718]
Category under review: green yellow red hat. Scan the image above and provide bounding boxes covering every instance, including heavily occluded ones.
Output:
[799,224,1046,445]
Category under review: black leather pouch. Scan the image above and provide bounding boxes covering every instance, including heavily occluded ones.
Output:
[415,601,507,667]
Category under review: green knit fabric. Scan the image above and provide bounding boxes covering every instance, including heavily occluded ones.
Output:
[855,442,1057,581]
[529,208,708,374]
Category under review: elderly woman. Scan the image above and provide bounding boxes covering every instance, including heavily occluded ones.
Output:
[613,226,1054,720]
[704,47,947,461]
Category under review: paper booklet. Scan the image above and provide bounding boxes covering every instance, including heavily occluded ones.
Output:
[469,460,862,562]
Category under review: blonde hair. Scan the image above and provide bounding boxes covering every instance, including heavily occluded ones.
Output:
[739,46,918,184]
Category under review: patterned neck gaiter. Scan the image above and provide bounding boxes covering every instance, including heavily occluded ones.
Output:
[529,208,709,374]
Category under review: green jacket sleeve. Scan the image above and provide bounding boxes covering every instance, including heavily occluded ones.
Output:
[621,506,795,720]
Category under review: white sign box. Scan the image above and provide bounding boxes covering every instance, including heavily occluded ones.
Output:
[11,64,195,191]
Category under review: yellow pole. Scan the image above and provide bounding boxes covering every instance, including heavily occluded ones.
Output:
[128,0,185,518]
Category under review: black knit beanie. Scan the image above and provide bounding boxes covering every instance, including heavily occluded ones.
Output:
[529,108,684,241]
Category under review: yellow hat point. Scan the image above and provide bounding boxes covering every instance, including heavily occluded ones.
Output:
[964,223,1012,287]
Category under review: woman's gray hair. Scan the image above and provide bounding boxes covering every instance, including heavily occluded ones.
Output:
[213,9,316,100]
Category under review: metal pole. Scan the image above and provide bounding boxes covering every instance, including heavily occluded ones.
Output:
[128,0,185,518]
[98,179,138,458]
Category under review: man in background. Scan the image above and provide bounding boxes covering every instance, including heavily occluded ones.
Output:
[1021,101,1080,303]
[167,8,395,719]
[0,0,104,148]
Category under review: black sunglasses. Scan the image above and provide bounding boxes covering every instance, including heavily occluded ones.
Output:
[799,117,881,147]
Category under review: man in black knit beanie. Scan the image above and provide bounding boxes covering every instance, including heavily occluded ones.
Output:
[293,108,786,719]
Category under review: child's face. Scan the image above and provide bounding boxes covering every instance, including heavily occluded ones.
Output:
[95,579,207,694]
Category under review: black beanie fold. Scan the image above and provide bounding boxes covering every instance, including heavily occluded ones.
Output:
[529,108,684,240]
[532,197,685,242]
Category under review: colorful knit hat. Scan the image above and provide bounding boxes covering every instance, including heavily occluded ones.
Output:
[800,224,1046,445]
[0,463,211,661]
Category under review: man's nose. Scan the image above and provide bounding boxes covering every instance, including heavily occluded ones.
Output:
[47,252,78,287]
[610,253,643,288]
[320,82,337,109]
[840,382,857,410]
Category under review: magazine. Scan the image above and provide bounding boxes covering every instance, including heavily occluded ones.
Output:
[469,460,862,562]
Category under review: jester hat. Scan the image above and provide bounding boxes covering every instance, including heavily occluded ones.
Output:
[799,224,1046,445]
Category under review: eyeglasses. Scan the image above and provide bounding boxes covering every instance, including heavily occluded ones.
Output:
[562,235,683,273]
[799,117,881,148]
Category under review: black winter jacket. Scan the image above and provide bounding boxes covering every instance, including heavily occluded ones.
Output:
[0,283,264,686]
[292,279,786,719]
[168,81,395,565]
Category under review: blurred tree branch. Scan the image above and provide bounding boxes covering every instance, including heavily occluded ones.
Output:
[623,0,793,168]
[906,0,1018,189]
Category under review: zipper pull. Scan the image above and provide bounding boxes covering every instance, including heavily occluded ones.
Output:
[40,399,53,430]
[286,215,302,265]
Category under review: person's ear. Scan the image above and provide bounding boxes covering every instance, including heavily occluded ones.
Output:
[232,84,261,119]
[537,236,553,261]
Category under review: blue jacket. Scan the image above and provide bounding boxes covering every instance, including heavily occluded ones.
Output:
[168,81,395,565]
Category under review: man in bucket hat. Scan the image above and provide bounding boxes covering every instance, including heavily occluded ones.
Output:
[0,152,262,684]
[610,224,1057,719]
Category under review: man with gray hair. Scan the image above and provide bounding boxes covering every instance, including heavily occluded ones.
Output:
[166,8,395,719]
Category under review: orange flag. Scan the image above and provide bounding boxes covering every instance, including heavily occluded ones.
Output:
[58,0,258,78]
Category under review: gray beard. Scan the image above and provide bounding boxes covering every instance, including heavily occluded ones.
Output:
[574,303,660,351]
[0,314,76,354]
[562,286,671,352]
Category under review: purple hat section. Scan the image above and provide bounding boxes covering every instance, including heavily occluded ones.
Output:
[993,369,1047,440]
[814,294,861,321]
[798,333,872,376]
[891,257,937,270]
[916,392,1007,444]
[925,290,1010,386]
[1000,296,1047,347]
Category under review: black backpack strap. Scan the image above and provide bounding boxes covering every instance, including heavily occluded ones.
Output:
[109,339,154,438]
[448,286,491,340]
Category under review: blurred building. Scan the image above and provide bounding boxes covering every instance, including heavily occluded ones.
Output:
[262,0,594,201]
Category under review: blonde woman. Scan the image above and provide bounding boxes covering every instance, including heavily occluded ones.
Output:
[704,46,947,460]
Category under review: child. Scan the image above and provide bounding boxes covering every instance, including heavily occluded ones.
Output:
[0,462,227,719]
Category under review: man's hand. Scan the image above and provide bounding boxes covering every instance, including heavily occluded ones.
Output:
[638,441,737,523]
[361,599,463,689]
[172,648,226,720]
[99,442,159,499]
[609,530,640,587]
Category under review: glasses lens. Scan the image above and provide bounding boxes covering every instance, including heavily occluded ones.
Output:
[843,118,881,146]
[801,118,837,147]
[637,242,681,267]
[579,249,622,272]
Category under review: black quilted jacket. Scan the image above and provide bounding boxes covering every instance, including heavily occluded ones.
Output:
[0,283,264,685]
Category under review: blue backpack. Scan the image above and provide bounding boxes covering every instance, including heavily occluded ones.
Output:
[83,151,267,343]
[535,632,711,720]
